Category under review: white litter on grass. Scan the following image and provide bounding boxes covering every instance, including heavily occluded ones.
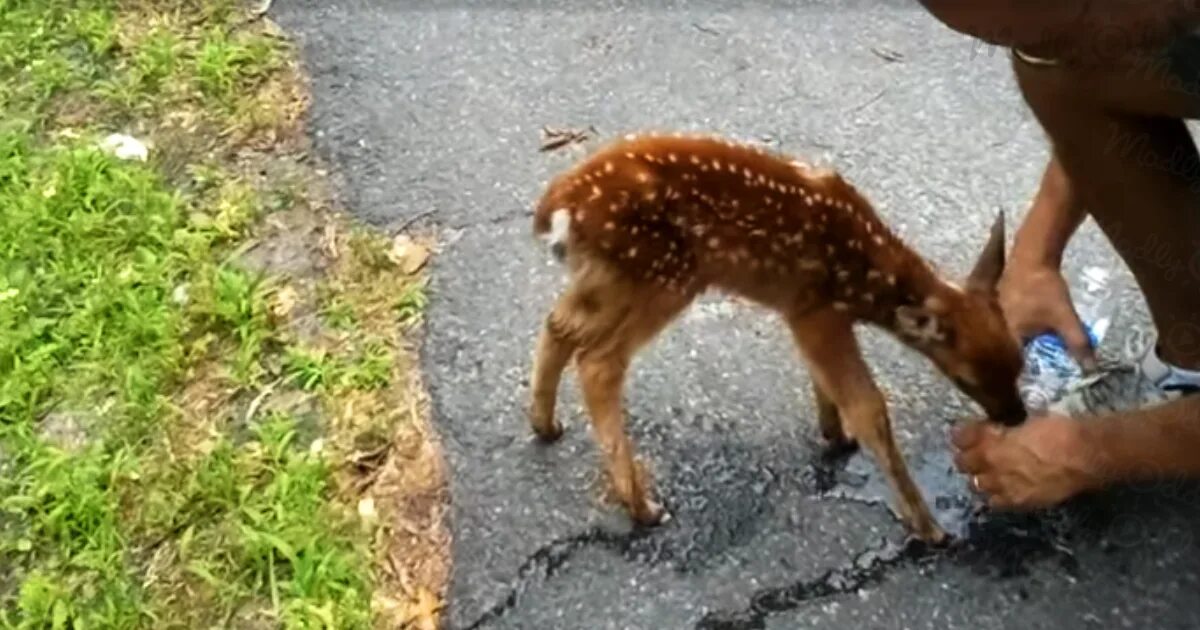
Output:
[98,133,149,161]
[171,283,189,306]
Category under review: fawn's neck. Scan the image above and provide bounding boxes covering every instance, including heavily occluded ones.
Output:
[819,209,946,328]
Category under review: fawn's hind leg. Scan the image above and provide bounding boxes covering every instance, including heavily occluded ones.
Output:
[528,298,580,441]
[528,264,696,526]
[787,308,946,543]
[577,292,696,525]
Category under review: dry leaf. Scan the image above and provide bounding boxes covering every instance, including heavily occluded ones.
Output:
[539,125,597,152]
[399,588,442,630]
[388,234,430,274]
[270,285,299,318]
[321,222,340,260]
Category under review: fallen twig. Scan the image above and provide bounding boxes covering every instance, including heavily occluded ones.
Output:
[393,209,437,235]
[870,46,905,63]
[243,378,282,426]
[850,88,887,113]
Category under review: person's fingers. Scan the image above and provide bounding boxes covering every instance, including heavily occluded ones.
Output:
[953,444,990,474]
[1053,304,1099,373]
[986,490,1018,510]
[950,420,1002,450]
[973,473,1005,496]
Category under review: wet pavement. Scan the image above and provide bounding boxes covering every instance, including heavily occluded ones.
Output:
[273,1,1200,628]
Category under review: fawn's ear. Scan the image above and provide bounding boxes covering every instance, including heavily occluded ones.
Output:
[965,211,1006,295]
[894,297,952,346]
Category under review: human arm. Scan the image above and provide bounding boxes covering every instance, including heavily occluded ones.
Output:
[997,154,1097,369]
[1008,154,1086,270]
[1083,394,1200,485]
[951,394,1200,510]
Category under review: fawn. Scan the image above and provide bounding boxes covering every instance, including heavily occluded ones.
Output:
[526,131,1027,543]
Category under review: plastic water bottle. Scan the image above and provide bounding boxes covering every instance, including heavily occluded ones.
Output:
[1017,266,1116,412]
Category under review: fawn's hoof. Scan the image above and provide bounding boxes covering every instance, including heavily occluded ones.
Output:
[528,406,564,442]
[821,436,859,460]
[631,500,670,528]
[914,522,949,547]
[531,421,564,442]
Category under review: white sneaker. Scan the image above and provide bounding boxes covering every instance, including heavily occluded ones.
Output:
[1048,330,1200,417]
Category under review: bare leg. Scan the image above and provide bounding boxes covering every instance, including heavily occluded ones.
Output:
[789,309,946,543]
[1012,48,1200,368]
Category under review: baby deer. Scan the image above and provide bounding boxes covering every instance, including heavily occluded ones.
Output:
[526,132,1027,543]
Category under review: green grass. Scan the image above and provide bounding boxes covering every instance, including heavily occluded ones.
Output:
[0,1,428,627]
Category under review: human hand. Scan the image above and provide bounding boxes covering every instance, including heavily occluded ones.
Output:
[950,415,1100,510]
[997,262,1098,373]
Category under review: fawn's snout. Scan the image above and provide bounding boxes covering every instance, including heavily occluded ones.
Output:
[895,212,1029,426]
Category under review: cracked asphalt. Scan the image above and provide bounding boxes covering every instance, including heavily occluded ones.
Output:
[274,2,1200,628]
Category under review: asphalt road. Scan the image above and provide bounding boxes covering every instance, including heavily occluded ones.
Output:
[274,2,1200,628]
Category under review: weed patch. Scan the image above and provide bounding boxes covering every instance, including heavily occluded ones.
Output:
[0,1,446,627]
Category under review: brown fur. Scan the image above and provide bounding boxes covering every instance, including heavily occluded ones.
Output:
[528,131,1026,543]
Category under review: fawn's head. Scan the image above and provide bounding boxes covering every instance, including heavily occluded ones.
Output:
[891,213,1027,425]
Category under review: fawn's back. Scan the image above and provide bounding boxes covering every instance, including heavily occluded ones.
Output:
[534,133,927,315]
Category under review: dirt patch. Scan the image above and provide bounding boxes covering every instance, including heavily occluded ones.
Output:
[227,61,452,623]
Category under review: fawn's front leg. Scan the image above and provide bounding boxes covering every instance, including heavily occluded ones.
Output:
[810,378,857,457]
[787,314,856,455]
[788,309,946,544]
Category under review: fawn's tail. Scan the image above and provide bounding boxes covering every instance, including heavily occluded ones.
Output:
[532,177,574,262]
